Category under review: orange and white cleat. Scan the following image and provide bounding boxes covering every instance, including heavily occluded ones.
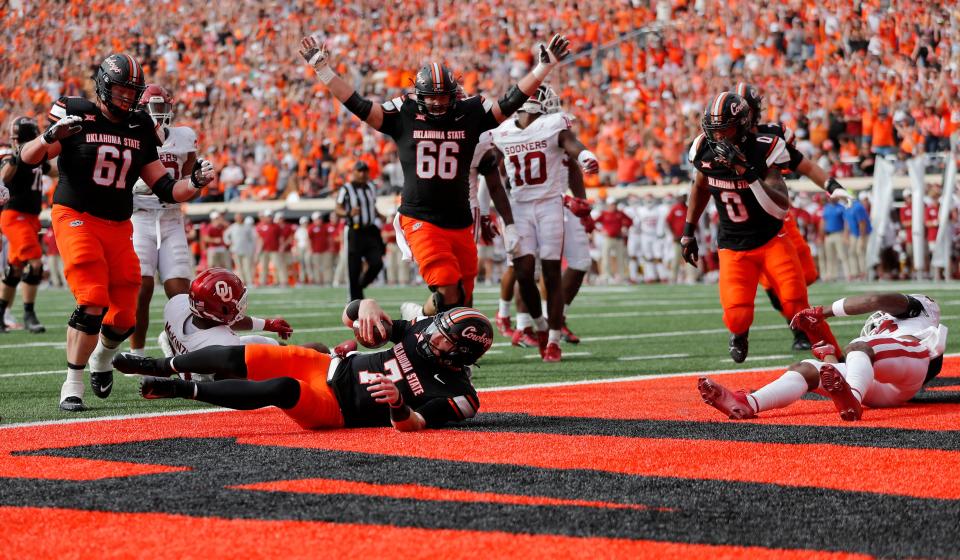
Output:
[542,342,562,362]
[818,363,862,421]
[697,377,756,419]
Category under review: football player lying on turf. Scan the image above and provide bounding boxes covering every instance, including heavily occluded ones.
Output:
[155,267,332,380]
[113,299,492,431]
[698,293,948,421]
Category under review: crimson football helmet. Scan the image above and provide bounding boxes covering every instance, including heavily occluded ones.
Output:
[735,82,763,128]
[9,116,39,146]
[189,268,248,325]
[95,53,147,119]
[416,307,494,368]
[521,85,561,115]
[139,84,174,128]
[414,63,459,120]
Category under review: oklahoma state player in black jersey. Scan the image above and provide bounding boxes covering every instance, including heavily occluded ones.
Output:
[681,92,840,363]
[735,82,851,352]
[0,117,55,334]
[298,33,569,316]
[113,299,492,431]
[19,53,216,412]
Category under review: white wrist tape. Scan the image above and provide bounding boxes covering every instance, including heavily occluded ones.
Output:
[250,317,266,331]
[831,299,848,317]
[577,150,597,167]
[315,65,335,84]
[532,62,550,80]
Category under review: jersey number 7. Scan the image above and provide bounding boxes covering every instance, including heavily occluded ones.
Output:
[358,358,403,384]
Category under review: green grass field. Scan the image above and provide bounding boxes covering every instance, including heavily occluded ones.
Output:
[2,280,957,424]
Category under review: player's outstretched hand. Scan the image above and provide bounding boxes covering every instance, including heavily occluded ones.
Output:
[299,35,329,69]
[357,299,392,344]
[368,374,403,406]
[479,215,500,244]
[680,235,699,267]
[264,318,293,340]
[532,34,570,78]
[790,306,826,333]
[43,115,83,143]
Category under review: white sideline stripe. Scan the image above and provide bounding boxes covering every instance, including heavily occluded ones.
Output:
[3,351,959,430]
[619,353,690,361]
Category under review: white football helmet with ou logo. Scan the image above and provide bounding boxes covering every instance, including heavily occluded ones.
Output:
[189,268,248,325]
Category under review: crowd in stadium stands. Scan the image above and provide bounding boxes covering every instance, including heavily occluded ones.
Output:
[2,0,960,286]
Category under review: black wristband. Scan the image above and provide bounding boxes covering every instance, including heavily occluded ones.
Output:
[826,177,842,194]
[682,222,696,237]
[42,128,56,144]
[151,174,178,203]
[498,84,530,117]
[344,92,374,120]
[344,299,362,321]
[389,403,410,420]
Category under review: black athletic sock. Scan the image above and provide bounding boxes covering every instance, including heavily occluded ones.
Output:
[167,345,248,379]
[194,378,300,410]
[0,299,8,317]
[23,302,34,313]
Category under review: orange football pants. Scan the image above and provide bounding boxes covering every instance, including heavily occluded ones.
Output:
[0,210,42,265]
[758,216,818,291]
[719,234,810,336]
[399,215,477,299]
[51,205,141,330]
[244,344,345,430]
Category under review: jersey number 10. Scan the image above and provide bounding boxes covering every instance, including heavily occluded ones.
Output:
[508,150,547,187]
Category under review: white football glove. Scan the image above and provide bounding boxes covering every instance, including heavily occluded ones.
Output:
[299,35,335,83]
[503,223,519,256]
[0,184,9,206]
[532,34,571,79]
[42,115,83,144]
[190,159,215,188]
[829,187,853,205]
[577,150,599,175]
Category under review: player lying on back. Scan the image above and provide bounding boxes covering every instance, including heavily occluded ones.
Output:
[113,299,493,431]
[698,293,948,421]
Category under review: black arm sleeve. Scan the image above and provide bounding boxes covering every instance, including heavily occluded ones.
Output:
[893,295,924,319]
[150,174,179,204]
[389,319,412,344]
[344,92,374,121]
[416,393,480,427]
[786,143,804,172]
[497,85,530,119]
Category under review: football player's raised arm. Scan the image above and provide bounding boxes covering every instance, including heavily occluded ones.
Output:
[558,130,599,177]
[492,34,570,123]
[479,150,514,226]
[299,36,384,130]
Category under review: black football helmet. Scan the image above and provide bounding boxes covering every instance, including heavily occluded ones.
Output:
[414,63,459,120]
[416,307,494,368]
[735,82,763,128]
[701,92,752,154]
[10,117,39,147]
[95,53,147,120]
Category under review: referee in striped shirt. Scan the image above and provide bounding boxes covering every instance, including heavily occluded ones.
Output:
[336,161,386,300]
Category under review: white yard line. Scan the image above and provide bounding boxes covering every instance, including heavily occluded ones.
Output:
[618,353,690,361]
[523,351,592,359]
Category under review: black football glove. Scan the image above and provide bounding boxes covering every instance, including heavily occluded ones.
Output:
[680,235,699,267]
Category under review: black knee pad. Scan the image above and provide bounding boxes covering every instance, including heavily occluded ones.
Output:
[2,263,21,288]
[22,263,43,286]
[101,325,135,343]
[68,306,105,335]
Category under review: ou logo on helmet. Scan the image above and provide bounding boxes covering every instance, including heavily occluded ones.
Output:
[214,280,233,303]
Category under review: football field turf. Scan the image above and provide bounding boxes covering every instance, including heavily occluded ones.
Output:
[1,281,959,558]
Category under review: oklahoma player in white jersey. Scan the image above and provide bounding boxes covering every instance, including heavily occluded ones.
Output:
[159,268,296,380]
[627,194,665,283]
[491,85,597,362]
[129,84,198,356]
[699,292,948,421]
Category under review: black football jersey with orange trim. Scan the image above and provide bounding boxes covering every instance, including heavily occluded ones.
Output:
[757,122,803,171]
[689,132,791,250]
[380,94,500,229]
[330,317,480,428]
[3,152,48,214]
[48,96,160,221]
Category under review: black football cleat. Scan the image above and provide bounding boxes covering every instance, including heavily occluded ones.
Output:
[59,396,87,412]
[0,322,7,334]
[90,370,114,399]
[729,332,749,363]
[139,376,179,399]
[112,352,165,376]
[23,310,45,334]
[791,328,811,351]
